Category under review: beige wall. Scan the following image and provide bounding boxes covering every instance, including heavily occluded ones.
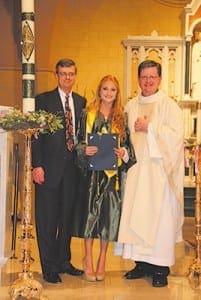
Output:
[0,0,185,108]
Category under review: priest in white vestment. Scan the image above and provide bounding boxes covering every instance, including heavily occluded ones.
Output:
[115,60,184,288]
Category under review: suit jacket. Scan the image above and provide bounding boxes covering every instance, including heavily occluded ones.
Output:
[32,88,86,188]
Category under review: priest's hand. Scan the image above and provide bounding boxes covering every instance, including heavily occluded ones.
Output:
[134,116,148,132]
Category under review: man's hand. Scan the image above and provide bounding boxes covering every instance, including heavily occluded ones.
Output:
[32,167,45,185]
[134,116,149,132]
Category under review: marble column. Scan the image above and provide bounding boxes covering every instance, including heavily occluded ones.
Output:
[184,40,191,96]
[197,103,201,143]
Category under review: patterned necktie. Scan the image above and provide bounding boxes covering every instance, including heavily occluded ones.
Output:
[65,96,74,151]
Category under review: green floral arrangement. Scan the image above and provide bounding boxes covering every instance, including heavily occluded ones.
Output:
[0,109,63,134]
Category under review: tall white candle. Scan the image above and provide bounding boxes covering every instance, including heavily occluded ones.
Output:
[21,1,34,12]
[21,0,35,113]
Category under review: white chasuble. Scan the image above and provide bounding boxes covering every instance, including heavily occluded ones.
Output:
[115,90,184,266]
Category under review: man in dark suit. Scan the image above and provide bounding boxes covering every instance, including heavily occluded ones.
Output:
[32,58,86,283]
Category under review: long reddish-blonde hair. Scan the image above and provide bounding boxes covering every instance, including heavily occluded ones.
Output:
[87,75,126,140]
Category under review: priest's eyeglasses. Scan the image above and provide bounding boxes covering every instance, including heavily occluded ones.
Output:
[139,76,159,81]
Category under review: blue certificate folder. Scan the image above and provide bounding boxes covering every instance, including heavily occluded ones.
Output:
[88,133,118,170]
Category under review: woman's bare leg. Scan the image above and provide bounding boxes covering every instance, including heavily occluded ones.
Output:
[83,238,96,281]
[96,239,109,280]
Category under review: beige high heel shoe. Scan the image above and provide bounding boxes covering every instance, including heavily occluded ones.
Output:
[96,259,105,281]
[82,258,96,282]
[96,272,105,281]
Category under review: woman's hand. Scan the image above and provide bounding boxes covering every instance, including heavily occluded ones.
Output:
[85,145,98,156]
[114,147,125,159]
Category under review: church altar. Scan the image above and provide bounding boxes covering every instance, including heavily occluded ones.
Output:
[0,131,13,268]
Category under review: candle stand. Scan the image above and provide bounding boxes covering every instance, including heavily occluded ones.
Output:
[188,144,201,289]
[10,129,47,300]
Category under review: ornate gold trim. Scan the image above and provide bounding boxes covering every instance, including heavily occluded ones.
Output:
[22,21,34,61]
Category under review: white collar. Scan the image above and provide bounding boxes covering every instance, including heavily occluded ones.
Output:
[58,87,72,98]
[138,90,163,104]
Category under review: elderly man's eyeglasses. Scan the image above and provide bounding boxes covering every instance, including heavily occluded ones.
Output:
[139,76,159,81]
[57,72,76,78]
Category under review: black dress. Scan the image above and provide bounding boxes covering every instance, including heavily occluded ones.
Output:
[72,110,136,241]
